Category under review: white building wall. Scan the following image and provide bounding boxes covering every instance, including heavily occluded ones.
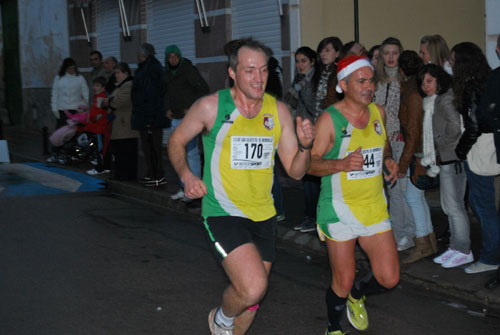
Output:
[18,0,69,88]
[485,0,500,69]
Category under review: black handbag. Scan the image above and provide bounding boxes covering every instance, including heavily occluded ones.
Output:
[409,156,440,190]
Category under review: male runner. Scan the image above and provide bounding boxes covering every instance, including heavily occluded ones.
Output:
[308,55,400,334]
[168,38,315,335]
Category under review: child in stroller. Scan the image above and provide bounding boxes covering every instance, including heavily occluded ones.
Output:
[47,106,98,164]
[48,77,111,170]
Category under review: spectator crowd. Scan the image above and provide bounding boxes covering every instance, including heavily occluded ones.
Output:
[48,33,500,290]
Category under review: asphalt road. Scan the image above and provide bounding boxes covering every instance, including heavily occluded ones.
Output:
[1,191,499,334]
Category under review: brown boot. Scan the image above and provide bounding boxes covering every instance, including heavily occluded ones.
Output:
[428,232,438,253]
[402,235,434,264]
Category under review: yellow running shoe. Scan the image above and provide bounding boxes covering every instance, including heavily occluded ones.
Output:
[346,294,369,330]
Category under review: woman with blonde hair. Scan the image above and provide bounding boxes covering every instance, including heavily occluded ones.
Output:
[374,37,418,252]
[419,35,453,74]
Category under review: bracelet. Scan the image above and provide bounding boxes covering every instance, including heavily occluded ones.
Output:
[298,140,313,152]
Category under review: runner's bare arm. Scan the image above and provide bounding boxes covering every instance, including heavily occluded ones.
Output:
[377,104,398,183]
[308,111,364,176]
[276,101,315,180]
[168,93,218,198]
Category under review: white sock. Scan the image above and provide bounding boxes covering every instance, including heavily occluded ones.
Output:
[215,307,234,327]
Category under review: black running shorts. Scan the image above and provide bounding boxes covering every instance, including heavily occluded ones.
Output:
[203,216,277,262]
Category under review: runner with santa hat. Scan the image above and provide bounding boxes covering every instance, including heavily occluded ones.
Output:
[308,55,400,335]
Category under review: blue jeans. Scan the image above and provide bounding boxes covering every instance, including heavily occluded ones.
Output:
[405,178,433,238]
[171,119,201,187]
[389,141,416,242]
[439,162,470,253]
[465,162,499,265]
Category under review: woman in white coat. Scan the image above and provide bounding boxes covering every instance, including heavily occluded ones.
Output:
[50,58,88,128]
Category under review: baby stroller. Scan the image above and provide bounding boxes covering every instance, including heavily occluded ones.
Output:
[48,110,98,164]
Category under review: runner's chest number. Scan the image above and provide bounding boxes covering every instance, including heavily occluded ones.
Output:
[231,136,274,169]
[346,146,383,180]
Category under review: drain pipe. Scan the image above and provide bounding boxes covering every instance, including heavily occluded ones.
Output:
[200,0,209,27]
[277,0,283,16]
[118,0,127,38]
[195,0,205,28]
[80,6,91,46]
[119,0,131,39]
[354,0,359,42]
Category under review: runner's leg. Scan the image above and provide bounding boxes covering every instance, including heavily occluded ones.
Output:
[220,243,270,320]
[358,231,400,289]
[233,261,272,335]
[325,238,357,332]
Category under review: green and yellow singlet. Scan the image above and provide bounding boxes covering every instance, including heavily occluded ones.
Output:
[317,103,389,229]
[202,89,281,221]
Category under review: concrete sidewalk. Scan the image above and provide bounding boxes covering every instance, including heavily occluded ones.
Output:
[3,125,500,312]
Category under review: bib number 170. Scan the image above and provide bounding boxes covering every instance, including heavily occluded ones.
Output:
[245,143,263,159]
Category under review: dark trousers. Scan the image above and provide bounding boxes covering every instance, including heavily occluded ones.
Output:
[303,174,321,218]
[272,165,284,216]
[139,128,164,180]
[110,138,138,180]
[95,133,112,172]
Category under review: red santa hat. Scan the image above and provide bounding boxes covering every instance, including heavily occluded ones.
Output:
[335,55,373,93]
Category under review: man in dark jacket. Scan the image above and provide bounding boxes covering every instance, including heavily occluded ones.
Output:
[164,44,209,200]
[131,43,168,187]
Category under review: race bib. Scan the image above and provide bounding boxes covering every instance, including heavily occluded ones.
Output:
[231,136,274,169]
[346,146,383,180]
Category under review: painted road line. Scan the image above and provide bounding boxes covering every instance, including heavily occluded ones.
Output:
[0,162,105,197]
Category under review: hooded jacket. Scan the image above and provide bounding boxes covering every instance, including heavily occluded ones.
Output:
[163,45,209,119]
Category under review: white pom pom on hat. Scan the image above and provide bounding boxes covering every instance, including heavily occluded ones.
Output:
[335,55,374,93]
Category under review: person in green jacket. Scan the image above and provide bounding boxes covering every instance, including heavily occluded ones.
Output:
[164,44,210,202]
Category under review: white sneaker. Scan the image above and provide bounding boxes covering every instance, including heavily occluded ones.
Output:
[208,307,234,335]
[433,248,456,264]
[397,236,414,251]
[441,250,474,268]
[171,189,185,200]
[86,168,110,176]
[90,159,98,166]
[464,261,499,274]
[46,156,57,163]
